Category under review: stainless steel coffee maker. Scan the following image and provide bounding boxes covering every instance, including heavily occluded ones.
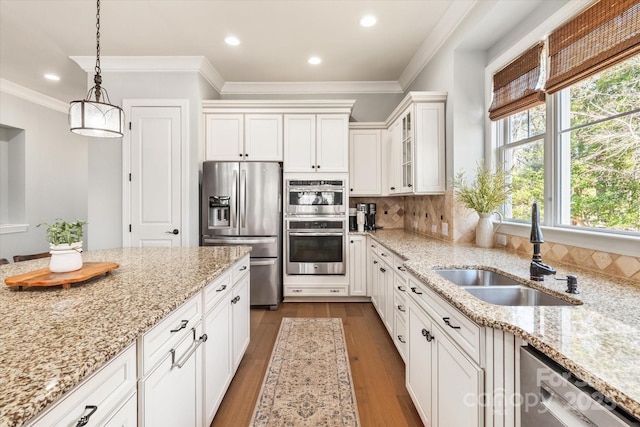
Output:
[366,203,376,230]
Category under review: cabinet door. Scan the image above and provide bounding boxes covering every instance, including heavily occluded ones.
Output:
[245,114,283,161]
[433,325,483,427]
[348,235,367,296]
[205,114,244,161]
[414,102,446,194]
[231,273,250,372]
[316,114,349,172]
[284,114,315,172]
[388,119,403,194]
[400,110,414,193]
[349,129,382,195]
[380,261,394,334]
[142,324,203,427]
[369,254,381,312]
[103,393,137,427]
[407,300,434,426]
[203,298,232,426]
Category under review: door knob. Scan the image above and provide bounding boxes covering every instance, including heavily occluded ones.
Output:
[166,229,179,235]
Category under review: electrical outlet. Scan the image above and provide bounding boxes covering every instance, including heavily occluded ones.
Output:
[441,222,448,236]
[496,234,507,246]
[431,224,438,233]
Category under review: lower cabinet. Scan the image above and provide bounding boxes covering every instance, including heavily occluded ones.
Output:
[348,235,367,296]
[231,268,250,372]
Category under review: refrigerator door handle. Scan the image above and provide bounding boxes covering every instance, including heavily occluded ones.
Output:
[232,169,238,229]
[241,168,247,228]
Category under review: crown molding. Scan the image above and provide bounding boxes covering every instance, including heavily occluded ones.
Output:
[398,0,477,90]
[0,79,68,113]
[202,99,356,114]
[69,55,225,93]
[385,91,447,126]
[220,80,403,94]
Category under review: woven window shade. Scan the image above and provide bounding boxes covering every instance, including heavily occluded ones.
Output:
[488,42,546,121]
[546,0,640,94]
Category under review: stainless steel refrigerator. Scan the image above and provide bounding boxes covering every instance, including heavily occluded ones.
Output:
[201,161,282,309]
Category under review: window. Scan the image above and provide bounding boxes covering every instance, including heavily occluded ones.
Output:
[499,104,546,221]
[558,56,640,232]
[497,55,640,235]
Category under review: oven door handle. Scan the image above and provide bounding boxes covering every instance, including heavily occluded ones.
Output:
[288,232,344,237]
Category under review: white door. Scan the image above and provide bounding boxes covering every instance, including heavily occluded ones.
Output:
[126,104,184,247]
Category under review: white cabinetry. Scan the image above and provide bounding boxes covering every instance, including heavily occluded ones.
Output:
[231,259,250,371]
[349,127,382,195]
[204,114,282,161]
[28,344,137,427]
[348,235,367,296]
[284,114,349,173]
[406,275,483,427]
[385,92,446,195]
[139,294,204,427]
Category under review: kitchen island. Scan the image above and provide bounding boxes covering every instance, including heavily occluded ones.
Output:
[367,229,640,421]
[0,246,251,427]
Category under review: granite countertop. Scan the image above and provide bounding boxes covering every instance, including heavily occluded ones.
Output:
[0,246,251,427]
[367,229,640,420]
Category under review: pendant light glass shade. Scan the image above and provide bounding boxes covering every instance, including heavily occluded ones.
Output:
[69,0,124,138]
[69,98,124,138]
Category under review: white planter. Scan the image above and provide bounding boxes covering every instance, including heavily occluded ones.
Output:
[475,213,503,248]
[49,242,83,273]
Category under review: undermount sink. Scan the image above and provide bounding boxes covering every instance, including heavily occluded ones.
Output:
[434,268,578,307]
[434,269,521,287]
[464,286,574,306]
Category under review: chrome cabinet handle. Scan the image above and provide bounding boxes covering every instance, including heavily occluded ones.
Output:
[397,285,406,292]
[411,287,423,295]
[239,265,248,271]
[443,317,461,329]
[292,289,302,293]
[421,328,434,342]
[330,289,340,293]
[170,319,188,333]
[215,284,227,292]
[397,305,406,312]
[75,405,98,427]
[380,267,386,273]
[373,260,378,264]
[381,252,387,257]
[397,266,406,272]
[397,335,406,344]
[171,329,207,369]
[231,296,241,304]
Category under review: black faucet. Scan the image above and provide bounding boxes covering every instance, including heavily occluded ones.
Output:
[530,202,556,281]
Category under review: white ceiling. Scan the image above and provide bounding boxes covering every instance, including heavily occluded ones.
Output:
[0,0,556,104]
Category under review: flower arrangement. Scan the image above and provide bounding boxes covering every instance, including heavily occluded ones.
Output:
[38,219,87,246]
[453,163,511,214]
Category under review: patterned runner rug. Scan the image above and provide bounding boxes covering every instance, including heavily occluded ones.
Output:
[250,317,360,426]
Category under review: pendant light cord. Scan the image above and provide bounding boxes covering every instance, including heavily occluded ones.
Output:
[93,0,103,102]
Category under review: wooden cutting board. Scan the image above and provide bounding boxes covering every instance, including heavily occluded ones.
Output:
[5,262,119,290]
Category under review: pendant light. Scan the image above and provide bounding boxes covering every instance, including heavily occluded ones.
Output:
[69,0,124,138]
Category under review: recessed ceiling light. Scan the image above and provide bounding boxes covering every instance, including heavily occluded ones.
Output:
[44,73,60,81]
[308,56,322,65]
[225,36,240,46]
[359,15,377,27]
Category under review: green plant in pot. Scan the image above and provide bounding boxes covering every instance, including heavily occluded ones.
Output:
[38,219,87,272]
[453,163,510,248]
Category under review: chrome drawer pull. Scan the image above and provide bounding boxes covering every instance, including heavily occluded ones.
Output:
[397,305,406,312]
[443,317,461,329]
[397,285,406,292]
[171,329,208,369]
[380,267,386,273]
[397,266,406,272]
[216,284,227,292]
[292,289,303,293]
[170,319,188,333]
[75,405,98,427]
[231,296,241,304]
[411,287,423,295]
[397,335,406,344]
[330,289,340,293]
[239,265,248,271]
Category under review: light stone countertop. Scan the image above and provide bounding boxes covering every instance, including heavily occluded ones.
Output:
[0,246,251,427]
[366,229,640,420]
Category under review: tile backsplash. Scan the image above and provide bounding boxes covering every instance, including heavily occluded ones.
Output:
[351,193,639,281]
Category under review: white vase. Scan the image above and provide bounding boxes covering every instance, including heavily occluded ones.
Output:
[475,213,503,248]
[49,242,83,273]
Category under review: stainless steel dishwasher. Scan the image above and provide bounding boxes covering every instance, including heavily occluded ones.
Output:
[520,346,640,426]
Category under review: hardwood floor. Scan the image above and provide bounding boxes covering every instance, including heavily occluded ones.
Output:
[210,302,423,427]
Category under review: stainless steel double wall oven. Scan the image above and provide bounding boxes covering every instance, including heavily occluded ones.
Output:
[285,179,346,275]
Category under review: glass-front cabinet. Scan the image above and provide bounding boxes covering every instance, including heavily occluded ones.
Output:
[401,111,413,192]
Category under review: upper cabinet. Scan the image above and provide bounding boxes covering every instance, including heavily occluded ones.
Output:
[349,127,383,195]
[205,113,282,161]
[284,114,349,173]
[202,100,354,168]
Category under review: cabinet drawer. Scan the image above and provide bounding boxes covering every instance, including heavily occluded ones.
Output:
[408,277,482,364]
[393,254,408,276]
[378,246,394,264]
[369,240,381,256]
[394,290,407,321]
[140,293,202,376]
[232,255,250,283]
[285,286,348,297]
[30,344,136,427]
[204,270,232,315]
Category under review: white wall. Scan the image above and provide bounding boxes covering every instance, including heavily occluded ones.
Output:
[0,92,89,260]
